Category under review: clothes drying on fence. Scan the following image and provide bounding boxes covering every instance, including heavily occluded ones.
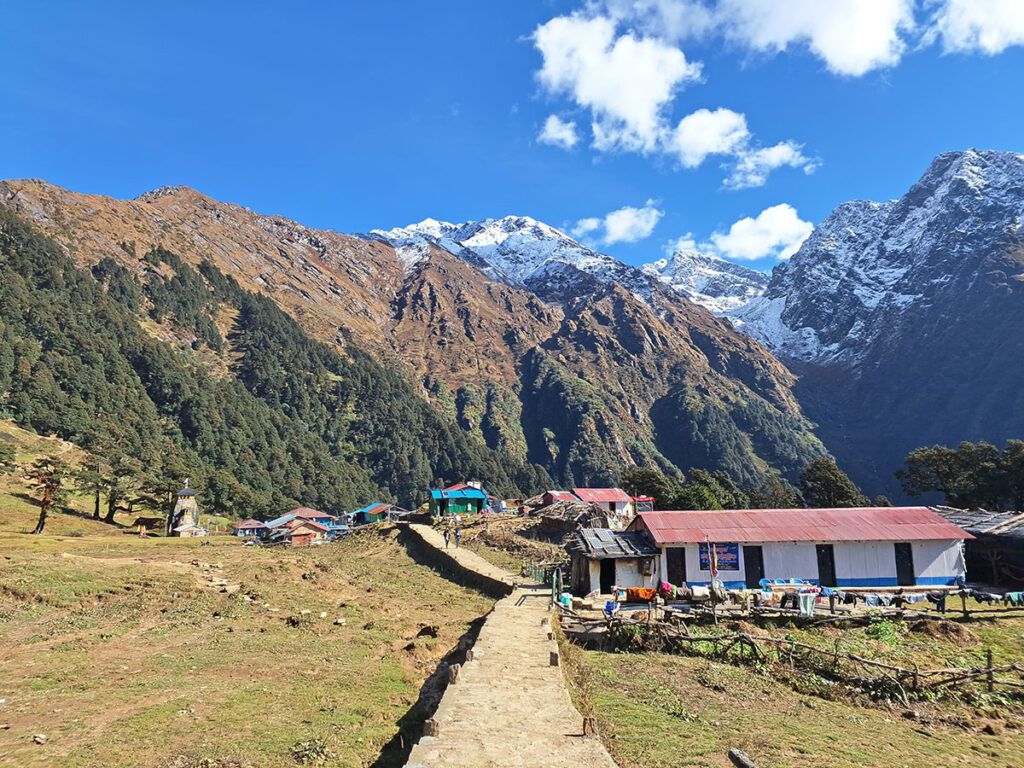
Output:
[1004,591,1024,606]
[798,592,817,617]
[926,591,947,613]
[901,593,928,604]
[969,589,1002,604]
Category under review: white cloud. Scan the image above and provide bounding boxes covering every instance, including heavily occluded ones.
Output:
[597,0,718,41]
[726,141,816,189]
[533,14,702,152]
[538,114,580,149]
[709,203,813,261]
[669,107,749,167]
[928,0,1024,54]
[716,0,915,76]
[571,217,602,237]
[664,233,700,255]
[573,200,664,245]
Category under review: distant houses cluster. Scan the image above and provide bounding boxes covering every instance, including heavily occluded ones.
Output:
[231,503,402,546]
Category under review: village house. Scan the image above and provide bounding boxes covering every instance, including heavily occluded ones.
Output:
[572,488,634,530]
[286,518,330,546]
[429,483,489,516]
[624,507,972,591]
[568,527,660,594]
[289,507,334,527]
[231,519,268,538]
[353,502,393,524]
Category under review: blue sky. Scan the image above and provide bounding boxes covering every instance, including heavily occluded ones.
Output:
[2,1,1023,270]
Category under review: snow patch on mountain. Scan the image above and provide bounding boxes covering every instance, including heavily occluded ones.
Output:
[369,215,660,300]
[731,149,1024,365]
[642,249,768,313]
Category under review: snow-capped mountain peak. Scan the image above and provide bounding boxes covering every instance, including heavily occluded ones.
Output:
[642,249,768,313]
[371,214,775,313]
[729,149,1024,364]
[369,214,661,301]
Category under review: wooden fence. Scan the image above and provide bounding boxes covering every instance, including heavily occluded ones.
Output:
[559,608,1024,706]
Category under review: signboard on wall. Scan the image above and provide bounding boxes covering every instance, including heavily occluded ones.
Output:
[699,542,739,571]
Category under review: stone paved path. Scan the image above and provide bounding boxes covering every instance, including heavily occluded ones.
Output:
[404,524,617,768]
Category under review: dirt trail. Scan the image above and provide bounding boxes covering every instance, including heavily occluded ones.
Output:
[404,524,616,768]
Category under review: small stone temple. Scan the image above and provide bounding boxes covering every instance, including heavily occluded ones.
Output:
[167,480,206,537]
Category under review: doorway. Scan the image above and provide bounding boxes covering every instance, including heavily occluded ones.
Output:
[815,544,837,587]
[666,548,686,585]
[894,543,915,586]
[599,558,616,593]
[743,545,765,588]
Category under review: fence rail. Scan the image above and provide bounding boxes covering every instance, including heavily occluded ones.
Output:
[559,607,1024,706]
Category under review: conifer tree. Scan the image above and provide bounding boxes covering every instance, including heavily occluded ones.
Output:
[26,457,69,535]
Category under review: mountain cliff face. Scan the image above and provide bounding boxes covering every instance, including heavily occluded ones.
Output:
[729,150,1024,496]
[0,180,826,489]
[643,249,768,313]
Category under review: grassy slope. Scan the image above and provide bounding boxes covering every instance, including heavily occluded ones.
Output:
[0,511,493,767]
[560,613,1024,768]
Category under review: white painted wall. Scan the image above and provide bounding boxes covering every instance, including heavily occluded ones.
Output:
[585,557,655,593]
[653,540,965,587]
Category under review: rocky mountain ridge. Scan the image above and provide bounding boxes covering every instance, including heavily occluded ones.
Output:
[0,179,826,489]
[729,149,1024,496]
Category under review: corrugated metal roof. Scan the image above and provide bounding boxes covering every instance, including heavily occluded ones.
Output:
[632,507,973,545]
[290,507,330,519]
[431,488,488,500]
[931,506,1024,537]
[233,519,267,529]
[572,528,659,559]
[573,487,631,504]
[265,513,297,529]
[545,490,579,502]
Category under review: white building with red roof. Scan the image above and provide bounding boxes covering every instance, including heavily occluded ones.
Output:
[626,507,972,590]
[572,488,634,530]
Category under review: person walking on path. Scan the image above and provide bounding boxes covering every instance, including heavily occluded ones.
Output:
[443,528,451,548]
[454,526,462,548]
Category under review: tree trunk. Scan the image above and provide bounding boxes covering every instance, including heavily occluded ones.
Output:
[104,493,118,524]
[93,488,101,519]
[32,502,50,535]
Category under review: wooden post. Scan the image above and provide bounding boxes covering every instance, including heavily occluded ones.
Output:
[987,648,994,693]
[424,718,440,737]
[829,594,836,615]
[448,663,461,685]
[550,651,560,666]
[582,716,598,737]
[961,591,969,619]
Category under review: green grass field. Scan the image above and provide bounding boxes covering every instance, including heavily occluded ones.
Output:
[0,513,493,767]
[558,609,1024,768]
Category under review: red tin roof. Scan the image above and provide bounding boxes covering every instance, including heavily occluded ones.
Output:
[573,487,631,504]
[291,519,330,533]
[632,507,973,545]
[544,491,579,502]
[232,519,268,530]
[289,507,329,519]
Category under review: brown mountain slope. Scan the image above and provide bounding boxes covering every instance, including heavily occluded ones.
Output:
[0,179,826,486]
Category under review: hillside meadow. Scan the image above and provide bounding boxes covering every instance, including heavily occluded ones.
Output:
[0,485,494,767]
